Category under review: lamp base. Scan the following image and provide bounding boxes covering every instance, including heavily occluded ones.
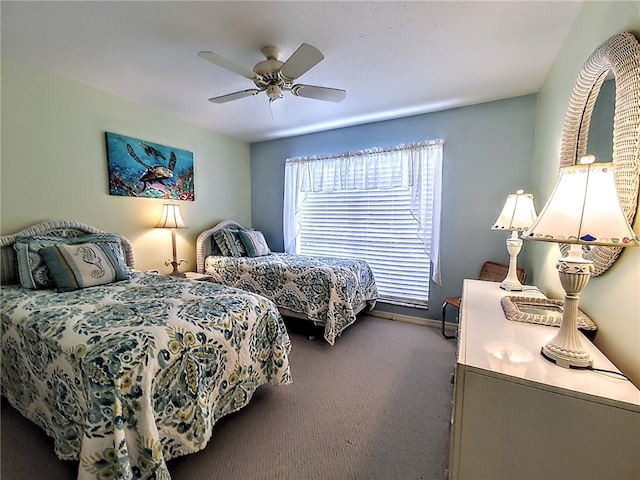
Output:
[164,228,188,277]
[540,245,594,369]
[500,233,524,291]
[166,258,187,277]
[500,280,523,292]
[540,345,592,369]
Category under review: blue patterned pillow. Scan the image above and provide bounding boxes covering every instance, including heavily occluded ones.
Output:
[238,230,271,257]
[213,228,246,257]
[210,236,223,256]
[213,230,232,256]
[39,242,130,292]
[14,236,71,289]
[14,234,127,289]
[74,234,127,260]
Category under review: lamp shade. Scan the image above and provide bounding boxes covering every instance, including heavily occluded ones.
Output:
[155,203,187,229]
[526,159,638,247]
[492,189,537,232]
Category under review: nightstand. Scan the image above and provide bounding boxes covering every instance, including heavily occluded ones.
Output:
[181,272,213,282]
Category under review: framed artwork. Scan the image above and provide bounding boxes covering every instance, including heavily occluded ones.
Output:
[106,132,194,200]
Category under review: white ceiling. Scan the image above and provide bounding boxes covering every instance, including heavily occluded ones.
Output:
[1,1,584,143]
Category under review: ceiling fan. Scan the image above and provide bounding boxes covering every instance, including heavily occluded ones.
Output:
[198,43,346,117]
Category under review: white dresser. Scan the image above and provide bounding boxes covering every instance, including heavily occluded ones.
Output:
[448,279,640,480]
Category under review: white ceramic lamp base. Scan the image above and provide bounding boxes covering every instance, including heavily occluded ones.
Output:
[500,232,524,291]
[541,246,593,369]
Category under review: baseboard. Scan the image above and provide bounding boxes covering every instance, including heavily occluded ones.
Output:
[368,310,441,329]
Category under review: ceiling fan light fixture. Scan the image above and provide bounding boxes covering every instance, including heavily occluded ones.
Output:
[266,84,284,101]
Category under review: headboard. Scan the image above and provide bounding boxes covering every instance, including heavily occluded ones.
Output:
[195,220,245,274]
[0,220,136,285]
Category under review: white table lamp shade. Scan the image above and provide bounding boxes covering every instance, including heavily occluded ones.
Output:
[156,203,187,229]
[492,189,537,231]
[527,162,638,247]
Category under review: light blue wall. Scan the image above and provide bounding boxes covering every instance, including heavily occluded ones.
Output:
[250,95,537,320]
[527,1,640,385]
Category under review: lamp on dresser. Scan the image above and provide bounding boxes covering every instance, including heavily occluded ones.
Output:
[491,189,537,291]
[156,201,188,277]
[526,156,639,368]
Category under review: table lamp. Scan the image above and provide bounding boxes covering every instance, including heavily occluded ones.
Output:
[526,156,638,368]
[492,189,537,291]
[156,202,188,277]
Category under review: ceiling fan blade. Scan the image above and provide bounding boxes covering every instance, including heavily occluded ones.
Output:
[198,51,257,80]
[208,89,261,104]
[291,84,346,103]
[280,43,324,81]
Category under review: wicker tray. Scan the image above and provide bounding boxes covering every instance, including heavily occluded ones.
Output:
[500,296,597,331]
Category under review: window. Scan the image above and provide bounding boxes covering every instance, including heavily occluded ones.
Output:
[283,140,443,307]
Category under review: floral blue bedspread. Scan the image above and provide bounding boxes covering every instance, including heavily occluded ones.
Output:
[0,271,292,480]
[204,253,378,345]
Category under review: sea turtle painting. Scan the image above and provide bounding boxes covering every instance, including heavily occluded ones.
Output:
[139,142,166,161]
[106,132,195,200]
[126,144,176,191]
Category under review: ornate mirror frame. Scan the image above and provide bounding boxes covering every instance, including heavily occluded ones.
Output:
[559,32,640,275]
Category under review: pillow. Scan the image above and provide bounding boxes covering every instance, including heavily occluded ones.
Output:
[39,242,130,292]
[74,234,127,260]
[213,228,246,257]
[14,233,127,290]
[238,230,271,257]
[14,236,71,289]
[210,236,223,256]
[212,229,233,256]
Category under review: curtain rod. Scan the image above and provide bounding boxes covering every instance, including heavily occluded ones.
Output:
[285,138,444,164]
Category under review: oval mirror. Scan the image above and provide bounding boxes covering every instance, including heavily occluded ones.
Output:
[559,32,640,275]
[586,74,614,164]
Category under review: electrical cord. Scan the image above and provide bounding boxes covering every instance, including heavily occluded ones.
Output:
[585,366,632,382]
[544,350,632,382]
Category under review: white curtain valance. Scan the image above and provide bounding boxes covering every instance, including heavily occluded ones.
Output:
[285,139,444,193]
[283,139,444,286]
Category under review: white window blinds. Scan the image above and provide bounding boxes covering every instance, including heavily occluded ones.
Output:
[283,140,444,307]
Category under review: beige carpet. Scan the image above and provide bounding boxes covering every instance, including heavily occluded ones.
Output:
[1,315,455,480]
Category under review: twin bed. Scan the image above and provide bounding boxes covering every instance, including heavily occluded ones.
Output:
[1,219,378,479]
[0,220,292,479]
[196,220,379,345]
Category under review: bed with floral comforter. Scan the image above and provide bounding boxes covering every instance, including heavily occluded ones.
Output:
[0,221,292,480]
[197,221,378,345]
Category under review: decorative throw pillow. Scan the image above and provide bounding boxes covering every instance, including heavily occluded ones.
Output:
[39,242,130,292]
[238,230,271,257]
[213,230,233,256]
[213,228,246,257]
[14,235,71,289]
[75,234,127,261]
[14,233,127,290]
[210,236,223,256]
